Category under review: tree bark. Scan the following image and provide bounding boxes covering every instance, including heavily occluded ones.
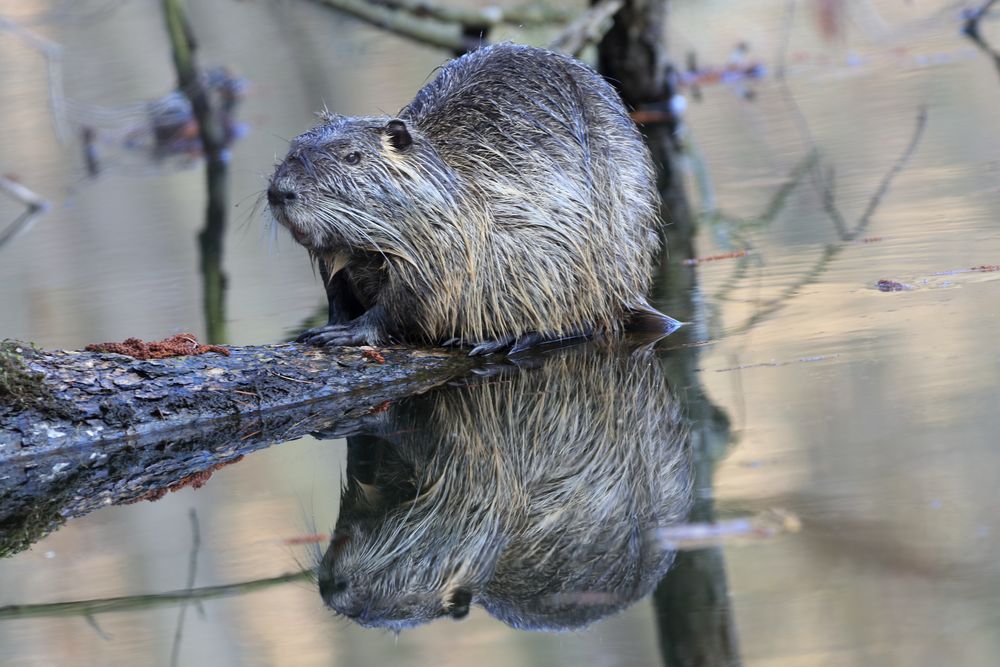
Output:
[1,342,473,459]
[0,341,475,556]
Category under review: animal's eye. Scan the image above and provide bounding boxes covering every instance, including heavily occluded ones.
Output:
[344,151,361,165]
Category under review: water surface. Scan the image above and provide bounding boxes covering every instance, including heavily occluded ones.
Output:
[2,0,1000,665]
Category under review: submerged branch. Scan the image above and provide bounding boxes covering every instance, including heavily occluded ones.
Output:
[0,570,312,621]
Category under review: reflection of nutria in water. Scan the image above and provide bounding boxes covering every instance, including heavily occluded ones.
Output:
[316,345,691,631]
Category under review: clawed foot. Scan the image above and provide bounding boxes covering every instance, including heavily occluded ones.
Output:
[469,335,517,356]
[297,321,381,347]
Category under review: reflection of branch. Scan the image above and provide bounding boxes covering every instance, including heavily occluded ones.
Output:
[847,107,927,241]
[0,176,50,250]
[170,510,201,667]
[163,0,230,343]
[311,0,465,52]
[549,0,623,57]
[0,16,70,142]
[707,151,817,303]
[371,0,572,28]
[0,571,311,621]
[963,0,1000,82]
[775,0,796,80]
[730,109,928,335]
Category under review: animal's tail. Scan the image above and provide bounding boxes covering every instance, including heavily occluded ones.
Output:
[626,305,684,335]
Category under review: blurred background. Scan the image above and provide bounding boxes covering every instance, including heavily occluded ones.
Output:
[2,0,1000,665]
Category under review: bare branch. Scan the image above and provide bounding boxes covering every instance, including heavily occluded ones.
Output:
[0,176,50,250]
[549,0,623,57]
[962,0,1000,82]
[847,107,927,241]
[0,16,70,142]
[0,571,312,621]
[729,108,928,335]
[311,0,465,52]
[371,0,573,28]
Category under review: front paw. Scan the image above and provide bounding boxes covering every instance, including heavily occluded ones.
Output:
[297,322,379,347]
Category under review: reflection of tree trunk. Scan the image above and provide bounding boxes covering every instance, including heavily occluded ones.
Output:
[653,272,742,666]
[163,0,229,344]
[653,374,741,667]
[600,4,741,662]
[199,158,228,344]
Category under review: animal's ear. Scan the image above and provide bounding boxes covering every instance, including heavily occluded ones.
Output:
[383,119,413,152]
[446,587,472,620]
[317,109,344,124]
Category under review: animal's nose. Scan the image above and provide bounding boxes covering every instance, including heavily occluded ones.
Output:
[267,186,298,207]
[319,575,350,605]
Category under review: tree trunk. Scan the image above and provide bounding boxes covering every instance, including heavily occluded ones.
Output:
[595,0,694,258]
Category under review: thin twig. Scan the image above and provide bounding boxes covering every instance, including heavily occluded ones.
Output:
[170,509,201,667]
[311,0,465,52]
[775,0,796,81]
[729,109,929,335]
[0,16,70,142]
[962,0,1000,82]
[549,0,623,57]
[370,0,572,28]
[0,176,50,250]
[0,571,312,621]
[846,107,927,241]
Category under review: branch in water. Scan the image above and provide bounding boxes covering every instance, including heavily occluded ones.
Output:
[0,571,312,621]
[730,108,928,335]
[0,16,71,142]
[0,176,50,250]
[963,0,1000,82]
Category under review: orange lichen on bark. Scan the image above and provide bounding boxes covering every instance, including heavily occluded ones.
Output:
[85,333,229,359]
[361,349,386,364]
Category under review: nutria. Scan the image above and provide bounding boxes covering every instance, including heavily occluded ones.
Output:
[267,43,678,355]
[313,344,691,631]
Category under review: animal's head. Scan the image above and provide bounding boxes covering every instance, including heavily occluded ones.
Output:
[317,535,476,632]
[267,114,453,259]
[315,468,496,631]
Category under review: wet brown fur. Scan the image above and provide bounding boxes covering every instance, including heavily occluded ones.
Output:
[269,44,667,350]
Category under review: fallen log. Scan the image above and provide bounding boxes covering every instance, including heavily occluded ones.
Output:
[0,339,475,459]
[0,339,476,556]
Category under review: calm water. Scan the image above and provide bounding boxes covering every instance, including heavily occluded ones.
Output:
[2,0,1000,665]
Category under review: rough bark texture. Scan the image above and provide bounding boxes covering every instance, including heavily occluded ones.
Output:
[0,341,475,556]
[0,342,472,459]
